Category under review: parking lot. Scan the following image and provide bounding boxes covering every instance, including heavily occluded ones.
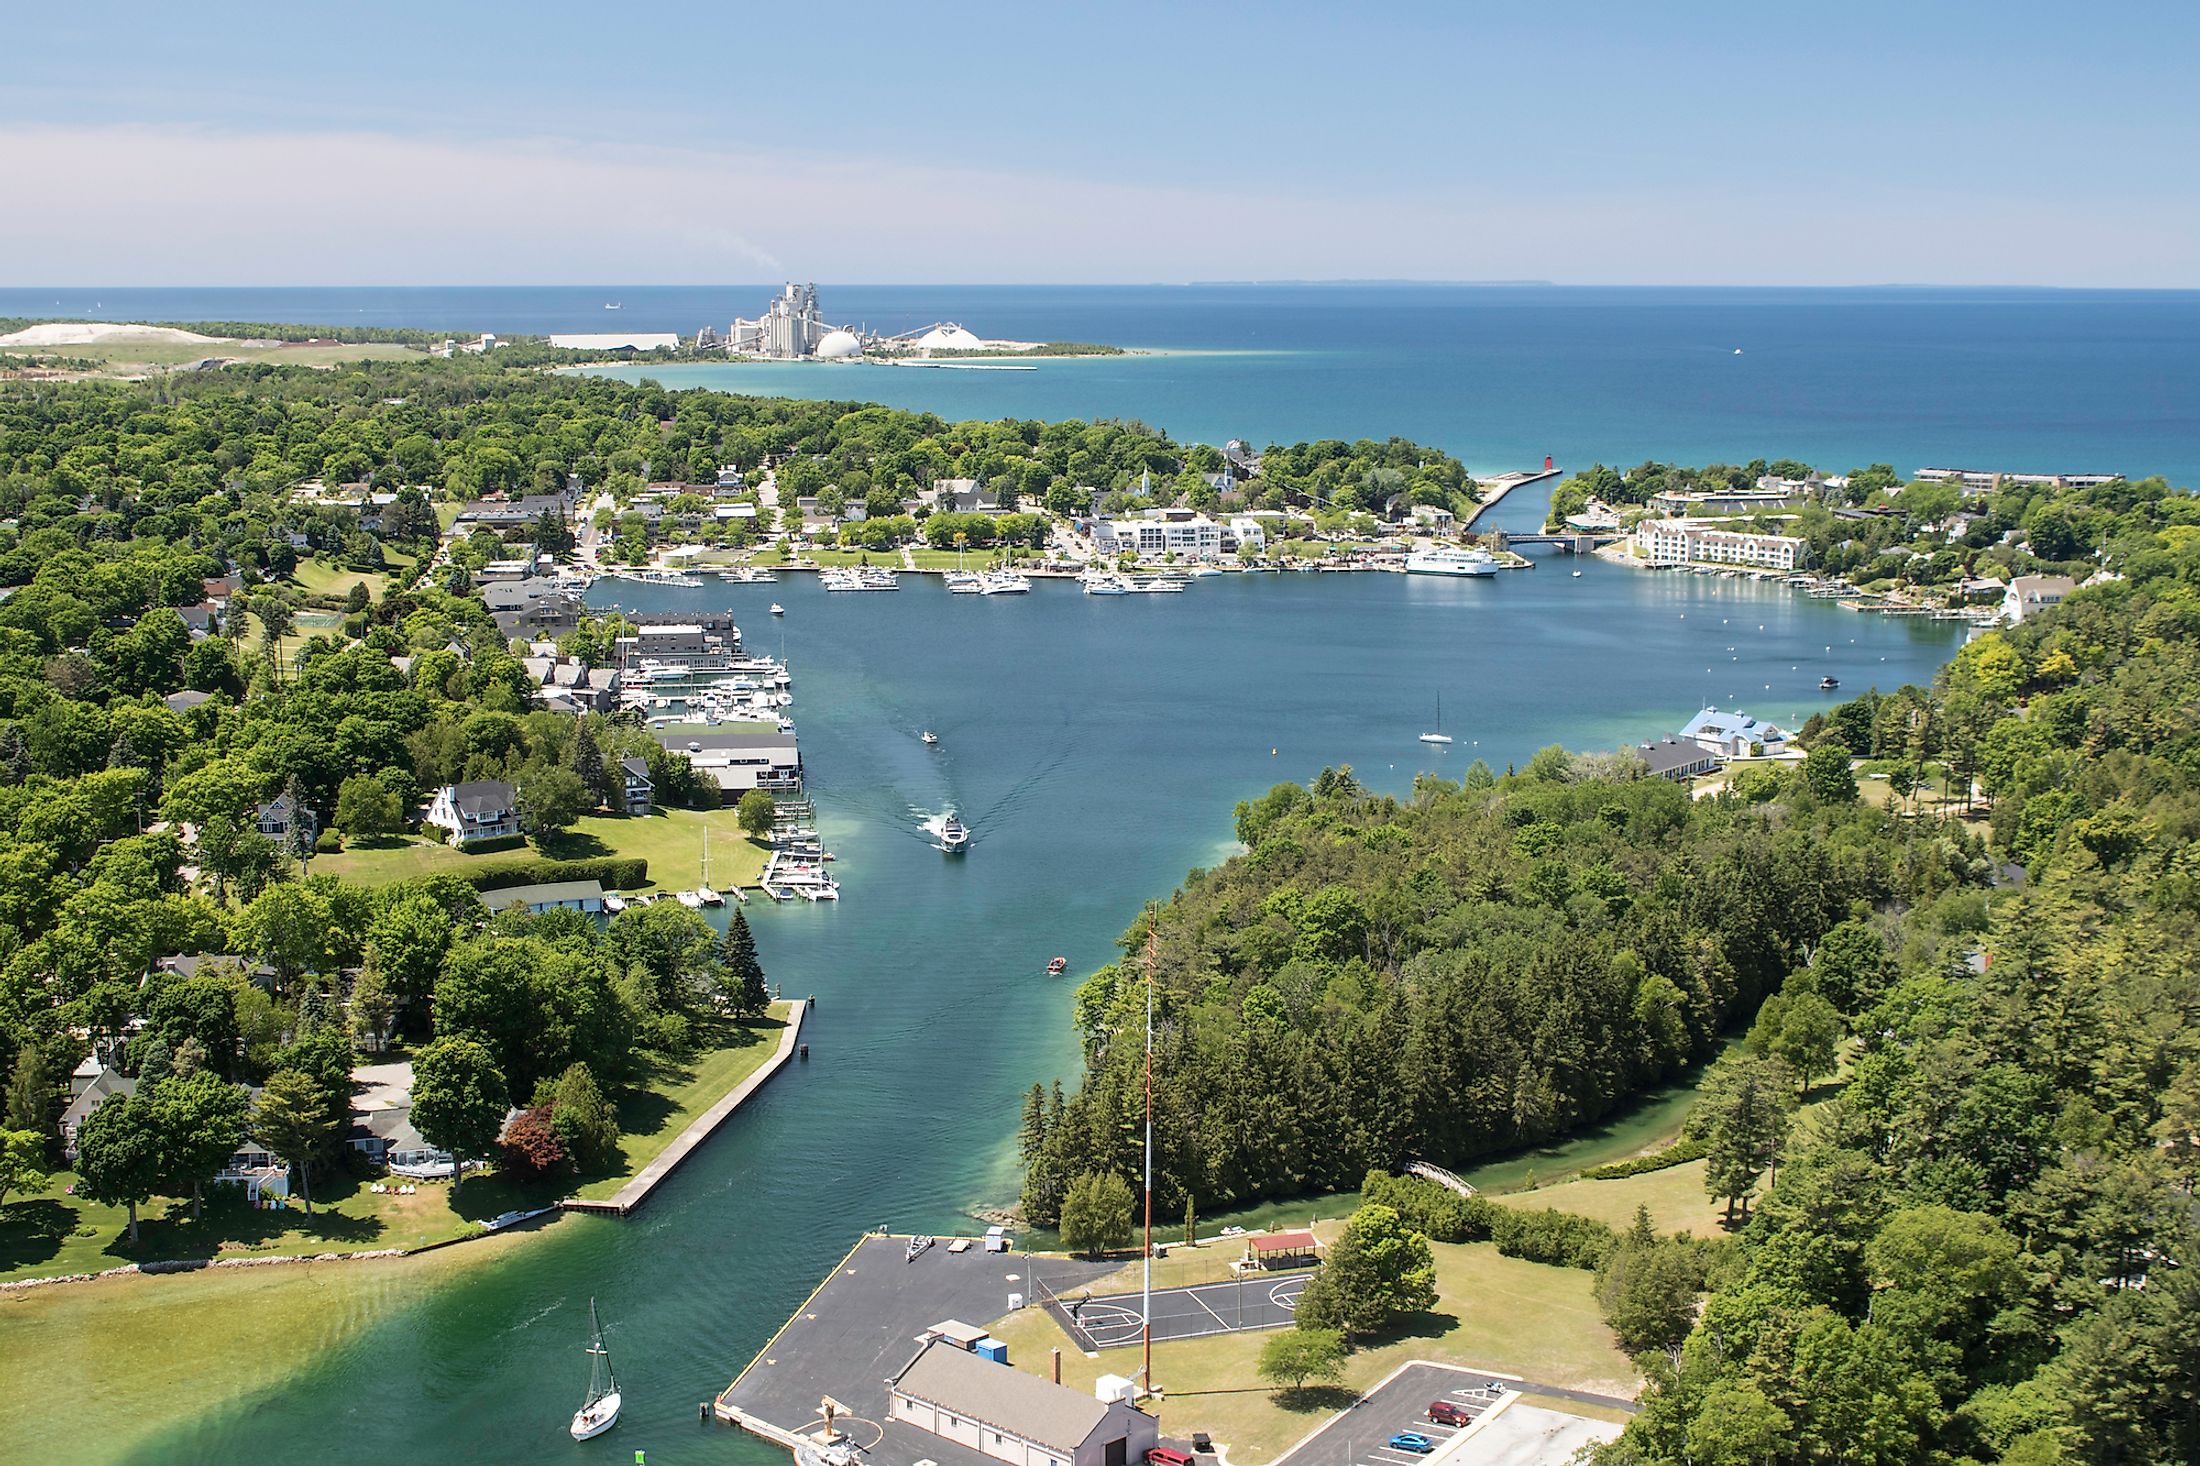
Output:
[1276,1363,1512,1466]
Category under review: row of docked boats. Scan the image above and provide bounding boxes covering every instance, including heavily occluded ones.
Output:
[945,569,1033,594]
[821,566,900,591]
[1081,571,1187,594]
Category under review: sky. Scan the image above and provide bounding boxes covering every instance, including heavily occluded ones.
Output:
[4,1,2197,286]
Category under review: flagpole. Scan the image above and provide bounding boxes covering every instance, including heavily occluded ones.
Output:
[1142,905,1156,1396]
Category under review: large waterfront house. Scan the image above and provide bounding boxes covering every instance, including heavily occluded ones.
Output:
[661,728,803,793]
[1634,517,1807,572]
[889,1337,1159,1466]
[2001,574,2076,626]
[1680,708,1790,758]
[426,780,521,845]
[64,1060,288,1197]
[621,756,654,815]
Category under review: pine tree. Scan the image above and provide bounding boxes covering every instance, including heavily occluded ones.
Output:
[719,910,768,1016]
[568,717,608,809]
[297,981,329,1037]
[0,725,27,783]
[1018,1084,1049,1169]
[6,1047,55,1139]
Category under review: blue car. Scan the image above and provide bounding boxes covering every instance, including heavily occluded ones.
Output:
[1388,1434,1436,1454]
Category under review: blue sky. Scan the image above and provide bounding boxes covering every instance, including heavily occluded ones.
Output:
[5,2,2196,285]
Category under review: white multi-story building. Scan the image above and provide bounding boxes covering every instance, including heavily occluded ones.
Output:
[1094,515,1225,560]
[1227,515,1268,551]
[1635,517,1806,571]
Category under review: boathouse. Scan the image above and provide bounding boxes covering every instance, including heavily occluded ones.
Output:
[889,1339,1158,1466]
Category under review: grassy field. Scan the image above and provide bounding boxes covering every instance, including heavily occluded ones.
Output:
[987,1228,1636,1464]
[0,1227,534,1466]
[285,557,389,606]
[1489,1159,1727,1236]
[573,1005,793,1199]
[314,806,769,891]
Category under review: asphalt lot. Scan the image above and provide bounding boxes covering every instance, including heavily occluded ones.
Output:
[1275,1363,1513,1466]
[723,1234,1116,1466]
[1049,1271,1311,1349]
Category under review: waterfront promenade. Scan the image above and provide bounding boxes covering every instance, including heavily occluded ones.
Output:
[562,998,809,1216]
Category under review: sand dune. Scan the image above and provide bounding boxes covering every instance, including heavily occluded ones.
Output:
[0,321,229,347]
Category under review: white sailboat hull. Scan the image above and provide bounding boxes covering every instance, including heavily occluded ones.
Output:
[571,1390,622,1440]
[1418,733,1454,745]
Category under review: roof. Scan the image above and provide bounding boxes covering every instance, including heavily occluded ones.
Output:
[62,1070,136,1128]
[893,1339,1113,1453]
[1637,738,1720,777]
[1248,1229,1319,1253]
[928,1319,992,1347]
[165,689,215,711]
[482,880,605,911]
[620,756,652,778]
[2008,574,2076,598]
[350,1104,429,1151]
[1681,708,1787,742]
[448,780,517,817]
[661,728,798,752]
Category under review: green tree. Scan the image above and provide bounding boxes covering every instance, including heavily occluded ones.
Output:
[1593,1207,1699,1355]
[1058,1170,1137,1255]
[566,718,610,809]
[366,891,455,1002]
[1256,1326,1346,1393]
[1749,984,1843,1095]
[1699,1055,1795,1223]
[1800,740,1858,804]
[350,962,396,1051]
[410,1037,509,1192]
[0,1127,48,1207]
[333,773,404,839]
[251,1069,338,1216]
[544,1062,620,1174]
[718,909,769,1017]
[517,766,587,841]
[150,1070,250,1221]
[735,788,777,840]
[1685,1382,1791,1466]
[1294,1203,1438,1338]
[6,1046,56,1138]
[74,1092,164,1243]
[231,882,333,982]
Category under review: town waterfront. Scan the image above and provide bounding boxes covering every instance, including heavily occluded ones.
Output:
[98,501,1967,1465]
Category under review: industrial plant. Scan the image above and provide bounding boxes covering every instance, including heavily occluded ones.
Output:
[695,283,1030,361]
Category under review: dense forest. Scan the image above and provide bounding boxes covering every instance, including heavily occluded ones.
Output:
[1026,470,2200,1463]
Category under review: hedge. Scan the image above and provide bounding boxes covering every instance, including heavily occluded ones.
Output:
[1362,1169,1617,1270]
[1578,1137,1706,1181]
[457,856,650,893]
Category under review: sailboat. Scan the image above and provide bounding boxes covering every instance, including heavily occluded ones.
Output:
[570,1298,622,1440]
[1419,693,1454,746]
[697,826,723,905]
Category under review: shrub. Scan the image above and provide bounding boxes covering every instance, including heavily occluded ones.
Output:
[1579,1137,1707,1181]
[459,856,649,893]
[314,829,343,853]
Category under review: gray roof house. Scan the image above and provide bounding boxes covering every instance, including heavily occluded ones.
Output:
[889,1338,1159,1466]
[426,780,521,845]
[482,880,606,916]
[1635,737,1723,783]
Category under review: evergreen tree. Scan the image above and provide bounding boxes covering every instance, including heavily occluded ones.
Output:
[546,1062,619,1173]
[350,963,395,1052]
[252,1069,337,1216]
[134,1035,175,1087]
[567,717,608,809]
[0,724,28,783]
[719,910,768,1017]
[5,1046,55,1140]
[1699,1054,1795,1223]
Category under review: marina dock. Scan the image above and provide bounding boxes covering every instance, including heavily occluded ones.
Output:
[560,1000,808,1217]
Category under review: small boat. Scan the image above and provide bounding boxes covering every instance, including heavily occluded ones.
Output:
[1419,693,1454,746]
[769,603,785,616]
[1572,570,1583,578]
[1081,573,1129,595]
[937,814,970,854]
[905,1234,934,1263]
[1047,956,1068,976]
[602,893,626,914]
[603,302,622,310]
[697,885,723,907]
[675,890,703,909]
[921,730,938,745]
[1820,676,1840,690]
[570,1298,622,1441]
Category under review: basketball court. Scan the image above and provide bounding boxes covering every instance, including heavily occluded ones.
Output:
[1047,1271,1310,1350]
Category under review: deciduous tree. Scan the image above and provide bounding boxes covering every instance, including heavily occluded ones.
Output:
[410,1037,509,1192]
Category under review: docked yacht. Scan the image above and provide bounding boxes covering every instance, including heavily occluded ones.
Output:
[978,571,1031,595]
[1081,572,1129,595]
[944,570,983,593]
[1404,546,1499,577]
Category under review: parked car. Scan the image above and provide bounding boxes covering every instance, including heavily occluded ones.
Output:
[1427,1401,1473,1427]
[1388,1434,1437,1454]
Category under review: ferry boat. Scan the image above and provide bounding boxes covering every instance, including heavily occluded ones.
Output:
[1403,547,1498,578]
[1122,576,1186,593]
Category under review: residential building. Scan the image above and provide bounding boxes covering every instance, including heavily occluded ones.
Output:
[662,728,803,792]
[481,880,607,916]
[347,1105,452,1175]
[1634,517,1807,571]
[1094,513,1225,561]
[60,1064,135,1158]
[1680,708,1790,759]
[255,792,315,843]
[1634,737,1723,782]
[2002,574,2076,625]
[426,780,521,845]
[1916,468,2121,496]
[1646,487,1807,516]
[1226,516,1268,551]
[621,757,654,815]
[889,1338,1159,1466]
[165,688,216,714]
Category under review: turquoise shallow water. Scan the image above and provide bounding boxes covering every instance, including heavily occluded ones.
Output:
[133,529,1964,1464]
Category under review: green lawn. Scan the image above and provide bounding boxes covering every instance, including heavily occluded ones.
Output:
[1491,1159,1728,1237]
[986,1228,1636,1463]
[314,807,769,891]
[573,1004,794,1199]
[0,1228,532,1466]
[286,558,388,606]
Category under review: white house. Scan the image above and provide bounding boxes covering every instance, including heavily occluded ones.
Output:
[1094,515,1225,561]
[1227,516,1269,551]
[2001,574,2075,625]
[889,1339,1159,1466]
[426,780,521,845]
[1680,708,1790,758]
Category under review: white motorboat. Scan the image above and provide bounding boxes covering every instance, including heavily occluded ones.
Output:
[675,890,703,909]
[697,885,723,907]
[769,602,785,615]
[1419,692,1454,746]
[944,569,983,593]
[978,571,1031,594]
[1081,573,1129,595]
[602,893,626,914]
[1189,565,1224,577]
[569,1298,622,1441]
[921,730,938,745]
[936,813,970,853]
[1404,546,1499,577]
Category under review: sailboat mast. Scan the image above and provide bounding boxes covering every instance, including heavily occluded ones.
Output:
[1142,907,1156,1394]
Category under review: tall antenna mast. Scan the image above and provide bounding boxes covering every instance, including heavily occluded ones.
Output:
[1142,905,1156,1395]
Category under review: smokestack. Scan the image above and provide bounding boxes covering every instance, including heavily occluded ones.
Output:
[1051,1348,1062,1385]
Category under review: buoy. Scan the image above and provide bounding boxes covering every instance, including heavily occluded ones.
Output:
[800,1043,810,1061]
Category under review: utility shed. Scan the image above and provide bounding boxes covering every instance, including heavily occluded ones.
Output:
[890,1339,1158,1466]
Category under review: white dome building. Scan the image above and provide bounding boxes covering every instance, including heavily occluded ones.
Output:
[815,329,863,360]
[914,323,991,353]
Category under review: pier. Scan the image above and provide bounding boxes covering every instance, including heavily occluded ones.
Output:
[560,1000,808,1217]
[1463,465,1563,528]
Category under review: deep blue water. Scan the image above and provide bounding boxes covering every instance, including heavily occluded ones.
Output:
[4,284,2196,482]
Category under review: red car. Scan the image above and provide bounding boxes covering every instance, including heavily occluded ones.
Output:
[1428,1401,1472,1427]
